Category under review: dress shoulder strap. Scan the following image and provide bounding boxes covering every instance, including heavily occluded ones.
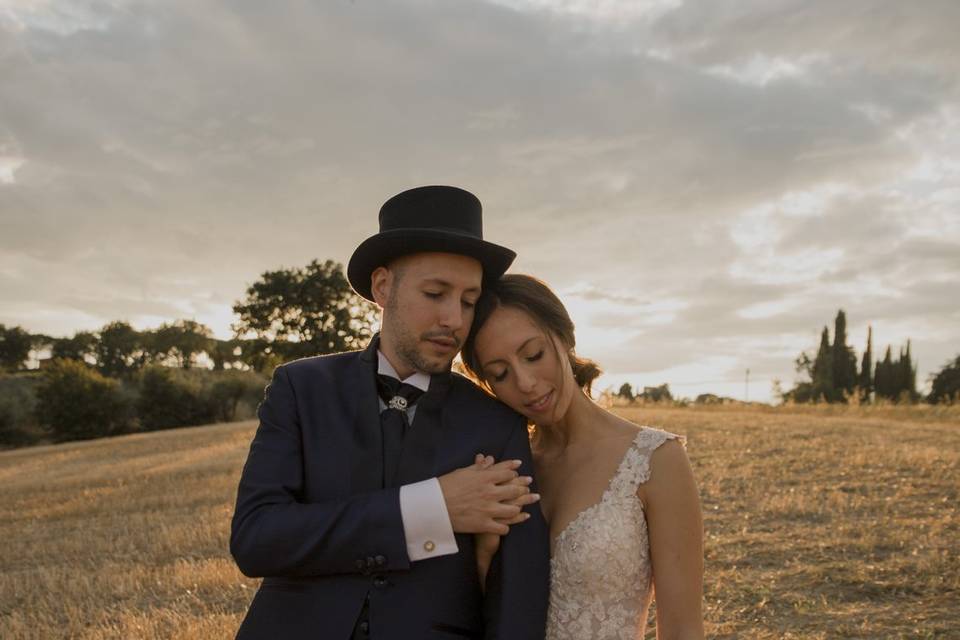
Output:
[609,427,685,498]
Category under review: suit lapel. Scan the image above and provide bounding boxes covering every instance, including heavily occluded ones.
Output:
[395,371,453,485]
[349,335,385,494]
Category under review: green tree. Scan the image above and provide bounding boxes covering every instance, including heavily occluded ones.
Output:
[136,366,215,430]
[0,324,32,372]
[874,343,915,403]
[795,351,813,379]
[811,327,834,401]
[899,341,918,402]
[859,326,873,402]
[209,371,266,421]
[234,338,282,373]
[639,384,672,403]
[52,331,97,363]
[210,338,243,371]
[95,321,143,377]
[831,310,857,401]
[0,374,41,446]
[35,359,133,441]
[232,259,377,366]
[695,393,722,405]
[152,320,214,369]
[875,346,894,400]
[928,354,960,404]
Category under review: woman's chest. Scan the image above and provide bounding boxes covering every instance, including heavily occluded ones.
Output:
[535,454,627,541]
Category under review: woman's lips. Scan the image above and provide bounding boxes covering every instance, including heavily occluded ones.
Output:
[526,389,553,413]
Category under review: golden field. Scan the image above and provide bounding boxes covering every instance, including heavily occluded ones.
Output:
[1,405,957,639]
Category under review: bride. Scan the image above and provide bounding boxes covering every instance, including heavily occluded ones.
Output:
[461,274,705,640]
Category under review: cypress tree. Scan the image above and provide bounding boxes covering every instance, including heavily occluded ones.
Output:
[892,346,907,400]
[812,326,834,402]
[901,340,917,402]
[831,310,857,401]
[859,326,873,402]
[876,346,894,400]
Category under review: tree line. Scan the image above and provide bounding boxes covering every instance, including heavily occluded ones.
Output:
[0,260,376,447]
[785,309,959,404]
[0,260,377,376]
[3,268,959,448]
[614,383,675,404]
[577,308,960,407]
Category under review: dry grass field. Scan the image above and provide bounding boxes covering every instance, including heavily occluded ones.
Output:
[1,405,957,639]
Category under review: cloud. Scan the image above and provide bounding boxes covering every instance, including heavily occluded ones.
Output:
[1,0,958,401]
[0,156,24,184]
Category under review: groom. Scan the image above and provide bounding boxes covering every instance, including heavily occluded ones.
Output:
[230,186,550,639]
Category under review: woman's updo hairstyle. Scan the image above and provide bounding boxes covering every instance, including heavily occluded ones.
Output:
[462,274,602,394]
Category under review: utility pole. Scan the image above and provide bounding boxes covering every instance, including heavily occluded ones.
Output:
[745,368,750,403]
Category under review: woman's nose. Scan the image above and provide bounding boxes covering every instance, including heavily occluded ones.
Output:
[517,368,536,393]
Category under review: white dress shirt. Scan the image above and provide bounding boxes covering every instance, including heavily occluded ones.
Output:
[378,350,459,561]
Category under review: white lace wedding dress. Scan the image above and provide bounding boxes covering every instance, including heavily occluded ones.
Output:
[546,427,683,640]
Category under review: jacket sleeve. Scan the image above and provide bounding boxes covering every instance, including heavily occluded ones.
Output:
[229,364,411,578]
[482,418,551,639]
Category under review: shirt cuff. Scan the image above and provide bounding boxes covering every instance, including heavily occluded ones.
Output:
[399,478,459,561]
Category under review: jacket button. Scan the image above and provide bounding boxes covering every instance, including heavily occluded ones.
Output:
[359,620,370,634]
[374,555,386,567]
[365,556,376,569]
[373,576,388,588]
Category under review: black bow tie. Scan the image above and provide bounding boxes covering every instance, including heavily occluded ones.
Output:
[376,374,425,487]
[375,374,425,412]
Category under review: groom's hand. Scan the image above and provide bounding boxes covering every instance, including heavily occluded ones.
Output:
[439,459,540,535]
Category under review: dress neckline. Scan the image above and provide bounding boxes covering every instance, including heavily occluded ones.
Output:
[548,428,646,557]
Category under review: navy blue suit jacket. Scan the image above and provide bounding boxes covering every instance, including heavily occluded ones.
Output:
[230,338,550,639]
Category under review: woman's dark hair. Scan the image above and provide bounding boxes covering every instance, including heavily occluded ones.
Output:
[461,274,602,394]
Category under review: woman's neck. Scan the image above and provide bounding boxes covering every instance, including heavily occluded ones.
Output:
[533,386,608,452]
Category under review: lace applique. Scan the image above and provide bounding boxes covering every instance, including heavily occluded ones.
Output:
[546,427,683,640]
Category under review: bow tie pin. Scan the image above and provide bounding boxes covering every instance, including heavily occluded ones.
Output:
[388,396,409,411]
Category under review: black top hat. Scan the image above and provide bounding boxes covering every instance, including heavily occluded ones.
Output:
[348,186,516,301]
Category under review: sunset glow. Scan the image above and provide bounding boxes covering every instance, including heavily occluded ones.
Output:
[2,1,958,404]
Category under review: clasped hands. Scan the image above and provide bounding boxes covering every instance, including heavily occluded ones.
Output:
[438,455,539,536]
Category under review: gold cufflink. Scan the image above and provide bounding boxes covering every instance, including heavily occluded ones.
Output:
[424,540,436,552]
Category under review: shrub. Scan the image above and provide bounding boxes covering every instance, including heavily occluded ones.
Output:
[928,355,960,404]
[0,374,42,446]
[35,360,133,442]
[136,366,217,431]
[209,371,267,422]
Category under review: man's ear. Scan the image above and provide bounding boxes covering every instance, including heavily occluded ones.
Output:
[370,266,391,308]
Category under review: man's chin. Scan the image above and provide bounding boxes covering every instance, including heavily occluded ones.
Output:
[423,359,454,374]
[417,352,455,374]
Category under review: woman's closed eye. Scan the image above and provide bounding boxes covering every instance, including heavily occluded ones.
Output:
[490,369,508,383]
[526,350,544,362]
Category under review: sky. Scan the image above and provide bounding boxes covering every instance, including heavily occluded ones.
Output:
[1,0,959,403]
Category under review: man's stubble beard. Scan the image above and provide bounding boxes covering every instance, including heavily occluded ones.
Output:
[384,288,458,375]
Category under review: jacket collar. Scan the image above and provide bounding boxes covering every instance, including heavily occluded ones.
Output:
[361,332,453,409]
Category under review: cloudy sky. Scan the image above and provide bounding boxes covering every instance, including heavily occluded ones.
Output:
[2,0,958,402]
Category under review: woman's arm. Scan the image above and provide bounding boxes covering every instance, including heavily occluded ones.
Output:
[639,439,705,640]
[475,531,501,590]
[472,454,502,590]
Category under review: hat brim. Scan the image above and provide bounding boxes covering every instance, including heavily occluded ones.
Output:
[348,228,516,301]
